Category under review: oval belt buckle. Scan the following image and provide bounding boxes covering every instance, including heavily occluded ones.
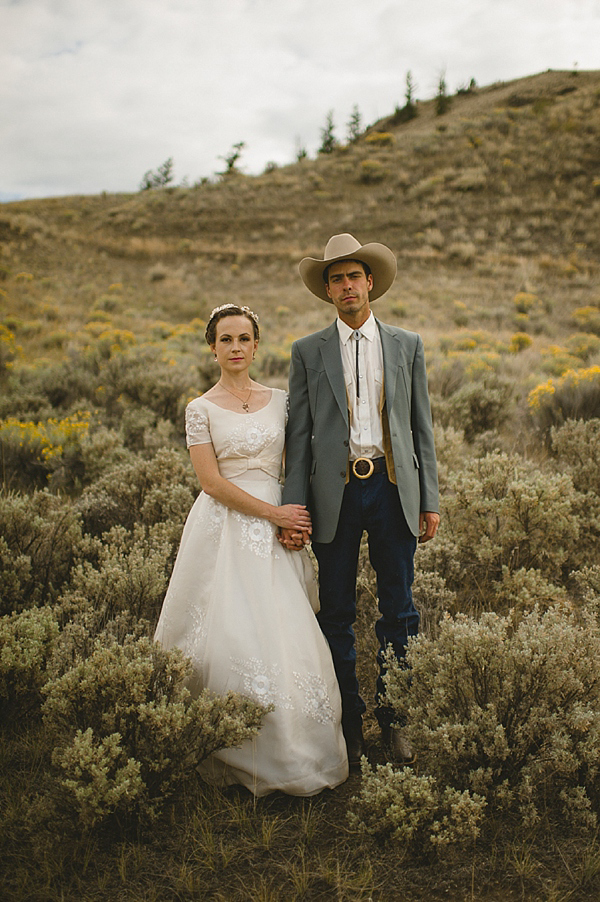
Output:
[352,457,374,479]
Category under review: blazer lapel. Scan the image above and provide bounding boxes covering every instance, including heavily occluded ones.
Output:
[378,320,400,411]
[319,322,349,425]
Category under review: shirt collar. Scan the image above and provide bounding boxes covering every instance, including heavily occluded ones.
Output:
[336,311,377,344]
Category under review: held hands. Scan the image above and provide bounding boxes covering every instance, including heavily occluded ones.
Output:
[275,502,311,553]
[278,527,310,550]
[273,504,312,534]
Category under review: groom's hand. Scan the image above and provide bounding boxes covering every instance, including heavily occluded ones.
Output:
[419,511,440,543]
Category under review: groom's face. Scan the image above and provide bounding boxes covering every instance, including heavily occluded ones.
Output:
[325,260,373,325]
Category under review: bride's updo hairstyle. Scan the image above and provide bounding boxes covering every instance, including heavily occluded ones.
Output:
[205,304,260,345]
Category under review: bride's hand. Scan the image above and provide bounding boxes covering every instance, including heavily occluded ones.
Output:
[273,504,312,532]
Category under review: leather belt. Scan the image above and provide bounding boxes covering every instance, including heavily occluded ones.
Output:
[351,457,386,479]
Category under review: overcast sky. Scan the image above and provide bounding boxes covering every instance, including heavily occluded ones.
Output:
[1,0,599,201]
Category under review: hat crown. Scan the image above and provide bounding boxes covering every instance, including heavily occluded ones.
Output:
[323,233,362,262]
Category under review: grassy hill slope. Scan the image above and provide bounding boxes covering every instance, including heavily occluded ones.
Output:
[1,69,598,361]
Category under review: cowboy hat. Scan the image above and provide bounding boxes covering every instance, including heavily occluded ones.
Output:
[299,233,397,303]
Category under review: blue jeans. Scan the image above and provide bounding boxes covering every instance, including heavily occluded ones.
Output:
[312,471,418,730]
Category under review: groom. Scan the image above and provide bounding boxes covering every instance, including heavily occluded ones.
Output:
[281,233,440,767]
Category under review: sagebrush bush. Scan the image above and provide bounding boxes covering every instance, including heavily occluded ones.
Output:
[572,305,600,336]
[528,366,600,436]
[47,609,151,683]
[349,760,486,850]
[0,490,83,615]
[76,447,196,540]
[433,376,513,442]
[0,323,21,375]
[359,160,387,184]
[418,451,581,609]
[59,524,171,627]
[92,344,196,427]
[566,331,600,362]
[571,566,600,615]
[379,604,600,833]
[0,605,59,718]
[0,412,92,491]
[551,417,600,494]
[42,636,268,827]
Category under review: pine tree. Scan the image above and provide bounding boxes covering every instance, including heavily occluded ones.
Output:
[218,142,246,176]
[346,104,362,143]
[435,71,451,116]
[318,111,338,154]
[139,157,175,191]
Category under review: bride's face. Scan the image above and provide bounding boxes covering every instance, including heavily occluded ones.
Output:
[212,315,258,375]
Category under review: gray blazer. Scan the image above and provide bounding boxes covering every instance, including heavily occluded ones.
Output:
[283,318,439,543]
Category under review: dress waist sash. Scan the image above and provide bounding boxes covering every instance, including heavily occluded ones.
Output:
[218,457,281,480]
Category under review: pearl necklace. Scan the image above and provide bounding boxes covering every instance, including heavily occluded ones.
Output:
[218,380,252,412]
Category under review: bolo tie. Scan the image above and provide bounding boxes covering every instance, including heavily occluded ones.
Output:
[354,330,362,398]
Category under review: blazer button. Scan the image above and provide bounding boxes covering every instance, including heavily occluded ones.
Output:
[343,439,349,447]
[340,471,346,478]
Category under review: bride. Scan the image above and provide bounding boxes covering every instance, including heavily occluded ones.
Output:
[154,303,348,796]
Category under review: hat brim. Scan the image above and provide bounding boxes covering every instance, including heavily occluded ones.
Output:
[299,242,397,303]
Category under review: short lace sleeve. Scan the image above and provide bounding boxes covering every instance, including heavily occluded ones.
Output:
[185,402,211,448]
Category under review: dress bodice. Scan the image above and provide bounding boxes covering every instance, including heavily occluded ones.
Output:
[185,389,287,481]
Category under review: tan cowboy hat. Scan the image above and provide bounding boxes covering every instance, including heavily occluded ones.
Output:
[299,233,397,303]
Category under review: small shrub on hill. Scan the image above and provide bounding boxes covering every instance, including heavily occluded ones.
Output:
[566,332,600,362]
[509,332,533,353]
[42,636,268,828]
[0,324,21,375]
[364,132,395,148]
[540,344,584,376]
[572,306,600,336]
[359,160,387,184]
[360,605,600,842]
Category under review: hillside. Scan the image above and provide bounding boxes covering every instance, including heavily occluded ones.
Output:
[1,69,599,359]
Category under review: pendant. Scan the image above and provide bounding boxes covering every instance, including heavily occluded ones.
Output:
[242,402,249,412]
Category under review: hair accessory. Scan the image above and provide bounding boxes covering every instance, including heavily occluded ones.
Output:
[208,304,259,327]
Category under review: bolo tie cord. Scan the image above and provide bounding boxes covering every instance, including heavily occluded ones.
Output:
[354,330,361,398]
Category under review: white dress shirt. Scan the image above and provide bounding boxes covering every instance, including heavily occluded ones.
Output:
[336,312,384,461]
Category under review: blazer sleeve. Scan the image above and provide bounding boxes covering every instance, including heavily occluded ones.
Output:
[282,340,313,506]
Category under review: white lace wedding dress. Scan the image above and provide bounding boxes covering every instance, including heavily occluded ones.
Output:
[154,388,348,796]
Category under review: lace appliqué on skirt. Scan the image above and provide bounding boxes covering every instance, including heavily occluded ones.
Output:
[231,656,293,709]
[294,671,336,724]
[233,512,276,558]
[180,605,207,659]
[196,496,227,540]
